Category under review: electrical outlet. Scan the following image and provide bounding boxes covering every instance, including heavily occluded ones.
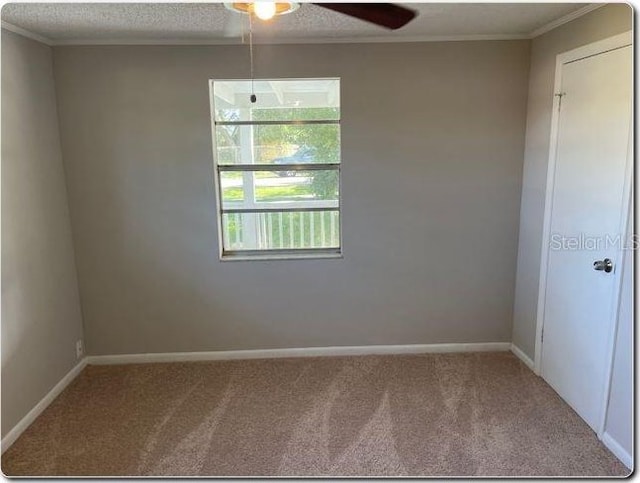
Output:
[76,339,84,359]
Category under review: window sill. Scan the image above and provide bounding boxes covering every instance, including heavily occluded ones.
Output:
[220,251,343,262]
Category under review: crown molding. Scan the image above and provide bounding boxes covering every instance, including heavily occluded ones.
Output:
[51,33,529,46]
[1,21,53,45]
[528,3,606,38]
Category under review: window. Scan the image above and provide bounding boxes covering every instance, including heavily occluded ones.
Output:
[210,78,341,260]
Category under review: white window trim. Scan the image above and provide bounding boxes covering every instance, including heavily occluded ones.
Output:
[208,78,343,261]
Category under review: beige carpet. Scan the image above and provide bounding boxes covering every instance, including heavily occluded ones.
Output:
[1,352,629,477]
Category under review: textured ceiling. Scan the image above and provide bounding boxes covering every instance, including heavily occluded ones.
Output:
[2,3,591,43]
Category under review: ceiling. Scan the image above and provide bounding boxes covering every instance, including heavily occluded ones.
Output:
[2,3,596,45]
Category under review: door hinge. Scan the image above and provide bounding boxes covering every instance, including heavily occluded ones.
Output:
[554,92,566,111]
[541,327,544,343]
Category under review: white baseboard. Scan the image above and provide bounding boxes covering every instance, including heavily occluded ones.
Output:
[86,342,512,365]
[601,431,633,471]
[510,344,535,370]
[1,358,87,454]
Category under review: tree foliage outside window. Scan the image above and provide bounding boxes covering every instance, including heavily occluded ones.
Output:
[216,107,340,199]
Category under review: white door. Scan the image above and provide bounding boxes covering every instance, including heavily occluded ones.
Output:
[541,43,632,432]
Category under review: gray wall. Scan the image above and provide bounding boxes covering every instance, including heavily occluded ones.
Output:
[52,41,530,355]
[511,4,632,358]
[1,30,84,437]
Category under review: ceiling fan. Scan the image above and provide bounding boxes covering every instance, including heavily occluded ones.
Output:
[225,2,417,31]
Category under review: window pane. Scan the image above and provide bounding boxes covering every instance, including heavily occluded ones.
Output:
[220,170,339,209]
[219,172,244,204]
[215,124,340,165]
[221,211,340,251]
[214,79,340,122]
[212,79,342,258]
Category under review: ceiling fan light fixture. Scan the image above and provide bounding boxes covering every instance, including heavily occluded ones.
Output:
[254,2,276,20]
[225,2,299,20]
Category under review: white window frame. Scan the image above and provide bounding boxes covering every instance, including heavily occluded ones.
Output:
[208,78,343,261]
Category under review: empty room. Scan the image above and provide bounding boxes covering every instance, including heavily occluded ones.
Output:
[1,1,633,477]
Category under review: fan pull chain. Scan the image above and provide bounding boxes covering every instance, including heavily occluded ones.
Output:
[249,11,256,103]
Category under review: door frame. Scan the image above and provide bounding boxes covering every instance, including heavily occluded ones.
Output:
[533,30,633,438]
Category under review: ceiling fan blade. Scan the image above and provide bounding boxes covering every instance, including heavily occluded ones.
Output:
[313,3,417,30]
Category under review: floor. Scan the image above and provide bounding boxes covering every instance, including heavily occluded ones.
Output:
[1,352,629,477]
